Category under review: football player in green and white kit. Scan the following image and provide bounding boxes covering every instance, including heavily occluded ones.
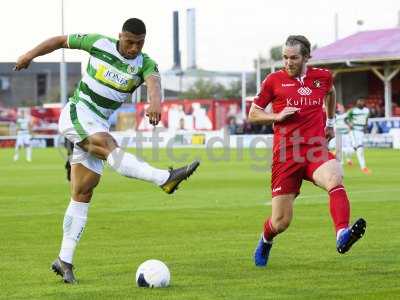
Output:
[14,18,200,284]
[346,99,371,174]
[334,105,354,166]
[14,108,32,162]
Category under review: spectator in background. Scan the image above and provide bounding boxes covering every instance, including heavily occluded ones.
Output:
[227,116,238,135]
[14,109,33,162]
[369,107,378,118]
[345,98,371,174]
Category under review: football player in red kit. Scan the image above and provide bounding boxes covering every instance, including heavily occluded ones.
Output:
[249,35,366,267]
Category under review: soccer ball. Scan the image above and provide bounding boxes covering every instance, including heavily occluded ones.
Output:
[135,259,170,288]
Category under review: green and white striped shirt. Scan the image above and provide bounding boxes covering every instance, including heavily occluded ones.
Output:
[67,33,159,120]
[335,112,350,134]
[346,107,369,131]
[16,118,30,134]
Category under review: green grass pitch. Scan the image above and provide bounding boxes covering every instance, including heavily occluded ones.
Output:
[0,147,399,299]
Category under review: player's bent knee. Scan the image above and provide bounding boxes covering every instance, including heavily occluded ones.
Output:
[326,173,343,190]
[272,217,291,233]
[79,132,118,160]
[72,189,94,202]
[71,181,99,203]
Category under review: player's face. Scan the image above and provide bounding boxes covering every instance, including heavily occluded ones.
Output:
[357,99,365,108]
[282,45,308,77]
[118,32,146,59]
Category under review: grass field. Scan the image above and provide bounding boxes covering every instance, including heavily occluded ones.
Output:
[0,147,399,299]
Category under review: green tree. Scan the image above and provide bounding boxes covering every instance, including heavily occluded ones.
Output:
[270,45,282,61]
[181,76,257,100]
[222,80,241,99]
[181,79,216,99]
[181,79,225,99]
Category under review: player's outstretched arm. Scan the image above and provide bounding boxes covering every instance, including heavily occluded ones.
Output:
[248,103,300,125]
[14,36,68,71]
[144,75,162,126]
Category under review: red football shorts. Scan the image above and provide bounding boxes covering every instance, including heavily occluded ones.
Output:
[271,145,335,197]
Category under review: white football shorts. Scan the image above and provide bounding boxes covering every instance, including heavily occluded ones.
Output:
[350,130,364,148]
[58,102,110,175]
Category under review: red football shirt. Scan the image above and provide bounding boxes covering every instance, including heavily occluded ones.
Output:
[253,66,333,153]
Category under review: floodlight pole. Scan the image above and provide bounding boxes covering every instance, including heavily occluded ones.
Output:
[241,71,246,120]
[256,54,261,93]
[60,0,68,106]
[334,12,339,41]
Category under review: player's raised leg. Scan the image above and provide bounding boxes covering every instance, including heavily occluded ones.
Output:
[81,132,200,194]
[254,194,295,266]
[312,159,366,253]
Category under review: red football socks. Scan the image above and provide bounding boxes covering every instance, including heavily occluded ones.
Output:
[329,185,350,233]
[263,217,278,241]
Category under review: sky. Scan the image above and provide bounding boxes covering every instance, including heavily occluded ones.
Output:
[1,0,399,72]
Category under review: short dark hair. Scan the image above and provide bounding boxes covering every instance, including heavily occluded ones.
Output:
[122,18,146,35]
[285,35,311,57]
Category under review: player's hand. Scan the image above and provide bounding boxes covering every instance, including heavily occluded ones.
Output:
[145,104,161,126]
[14,53,33,71]
[325,126,335,141]
[274,107,300,122]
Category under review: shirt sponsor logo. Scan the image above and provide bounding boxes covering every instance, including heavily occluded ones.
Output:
[95,65,137,92]
[286,97,322,106]
[104,69,129,86]
[297,87,312,96]
[282,83,295,87]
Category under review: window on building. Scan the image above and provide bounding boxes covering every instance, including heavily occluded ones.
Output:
[0,76,10,90]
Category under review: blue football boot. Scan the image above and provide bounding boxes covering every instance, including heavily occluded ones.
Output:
[337,218,366,254]
[254,235,273,267]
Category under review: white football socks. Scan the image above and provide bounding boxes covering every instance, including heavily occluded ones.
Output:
[26,146,32,162]
[59,199,89,264]
[14,146,19,161]
[356,147,366,169]
[107,147,169,186]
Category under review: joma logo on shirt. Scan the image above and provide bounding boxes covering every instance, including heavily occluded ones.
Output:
[104,70,129,86]
[286,97,322,106]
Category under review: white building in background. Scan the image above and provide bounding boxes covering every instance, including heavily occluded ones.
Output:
[160,8,255,98]
[161,68,247,96]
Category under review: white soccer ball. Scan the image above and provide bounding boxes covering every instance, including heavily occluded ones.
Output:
[135,259,170,288]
